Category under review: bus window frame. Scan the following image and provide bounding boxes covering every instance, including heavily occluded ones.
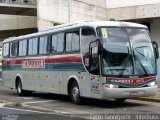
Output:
[18,39,28,57]
[65,28,80,54]
[27,37,39,56]
[2,42,10,58]
[9,41,18,58]
[38,35,50,56]
[51,32,65,55]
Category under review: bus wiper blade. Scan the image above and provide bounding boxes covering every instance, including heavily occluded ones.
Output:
[133,51,148,77]
[135,46,148,60]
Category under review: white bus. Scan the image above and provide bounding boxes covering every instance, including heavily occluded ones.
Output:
[2,21,159,104]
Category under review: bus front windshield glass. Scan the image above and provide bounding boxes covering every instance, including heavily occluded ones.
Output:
[97,27,156,77]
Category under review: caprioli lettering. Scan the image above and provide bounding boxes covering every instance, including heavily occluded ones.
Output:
[21,60,45,68]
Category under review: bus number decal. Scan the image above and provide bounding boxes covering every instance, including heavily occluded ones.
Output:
[21,60,45,68]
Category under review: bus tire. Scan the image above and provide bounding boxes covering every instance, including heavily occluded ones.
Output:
[70,81,81,105]
[16,79,27,96]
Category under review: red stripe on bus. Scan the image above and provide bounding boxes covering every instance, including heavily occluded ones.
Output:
[2,55,82,65]
[46,56,82,64]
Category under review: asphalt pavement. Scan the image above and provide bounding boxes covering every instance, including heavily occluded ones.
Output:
[1,79,160,120]
[0,107,87,120]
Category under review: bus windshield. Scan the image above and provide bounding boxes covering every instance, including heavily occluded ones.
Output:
[97,27,156,77]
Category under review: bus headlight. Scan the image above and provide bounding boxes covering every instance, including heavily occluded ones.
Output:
[103,84,119,88]
[147,81,157,87]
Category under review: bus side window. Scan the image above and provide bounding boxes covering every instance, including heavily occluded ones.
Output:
[51,33,64,54]
[10,42,18,57]
[66,30,80,52]
[19,40,27,56]
[3,43,9,57]
[39,36,49,54]
[28,37,38,55]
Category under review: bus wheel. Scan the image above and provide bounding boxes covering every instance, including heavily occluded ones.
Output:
[115,98,126,102]
[70,81,81,104]
[16,79,25,96]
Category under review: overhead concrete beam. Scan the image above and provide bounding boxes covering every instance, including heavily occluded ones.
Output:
[0,1,36,9]
[107,3,160,20]
[0,14,37,31]
[0,1,36,16]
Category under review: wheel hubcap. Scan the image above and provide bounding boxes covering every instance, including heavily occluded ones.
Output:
[72,87,79,101]
[17,83,21,94]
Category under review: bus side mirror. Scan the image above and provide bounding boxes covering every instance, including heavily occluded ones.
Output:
[152,41,159,59]
[89,40,100,75]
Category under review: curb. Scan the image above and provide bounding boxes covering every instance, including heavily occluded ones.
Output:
[132,97,160,103]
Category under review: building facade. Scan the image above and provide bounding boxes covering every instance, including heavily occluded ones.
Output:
[0,0,37,46]
[37,0,107,31]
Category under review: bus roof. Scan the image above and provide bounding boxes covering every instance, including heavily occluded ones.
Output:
[3,21,147,43]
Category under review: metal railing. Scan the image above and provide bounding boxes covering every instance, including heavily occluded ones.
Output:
[0,0,37,6]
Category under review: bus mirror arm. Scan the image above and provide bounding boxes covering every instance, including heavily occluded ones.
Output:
[152,41,159,59]
[97,39,103,55]
[98,44,103,55]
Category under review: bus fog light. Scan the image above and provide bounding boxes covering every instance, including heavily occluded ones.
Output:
[103,84,119,88]
[148,81,156,87]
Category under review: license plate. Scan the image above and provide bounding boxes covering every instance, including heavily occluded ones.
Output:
[130,91,138,96]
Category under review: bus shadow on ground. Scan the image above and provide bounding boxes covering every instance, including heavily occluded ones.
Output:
[0,86,147,109]
[28,92,146,109]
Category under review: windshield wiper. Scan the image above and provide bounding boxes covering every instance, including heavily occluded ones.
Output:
[135,46,149,60]
[133,50,148,77]
[119,46,132,77]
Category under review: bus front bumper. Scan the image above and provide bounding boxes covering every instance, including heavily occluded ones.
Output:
[102,86,158,99]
